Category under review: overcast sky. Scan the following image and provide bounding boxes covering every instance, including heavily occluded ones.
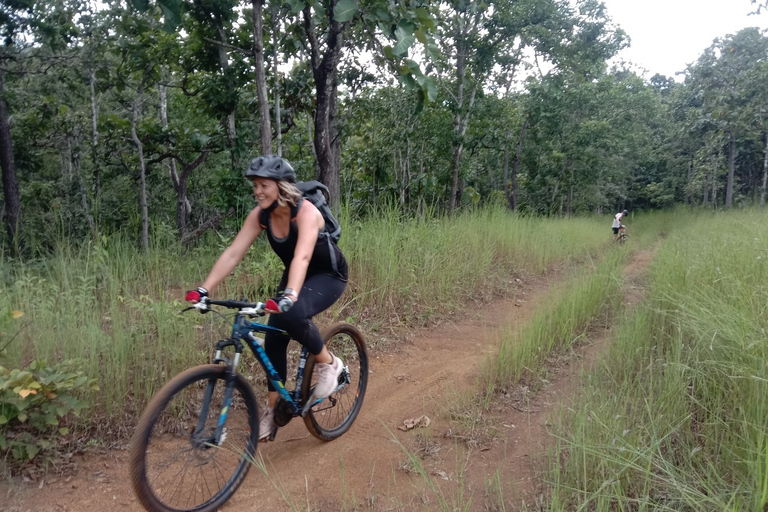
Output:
[599,0,768,79]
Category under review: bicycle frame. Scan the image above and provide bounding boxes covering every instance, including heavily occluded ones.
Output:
[190,298,349,445]
[212,312,309,415]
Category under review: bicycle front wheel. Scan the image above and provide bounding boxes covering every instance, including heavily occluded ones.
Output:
[302,323,368,441]
[129,364,259,512]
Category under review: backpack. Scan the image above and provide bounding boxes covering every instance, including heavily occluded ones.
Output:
[296,180,342,244]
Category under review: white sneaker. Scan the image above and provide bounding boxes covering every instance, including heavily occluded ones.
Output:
[259,406,276,442]
[313,354,344,399]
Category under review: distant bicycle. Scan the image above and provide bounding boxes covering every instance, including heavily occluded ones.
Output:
[618,224,627,244]
[129,297,368,512]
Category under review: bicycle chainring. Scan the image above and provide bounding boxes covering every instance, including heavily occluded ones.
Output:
[273,398,294,427]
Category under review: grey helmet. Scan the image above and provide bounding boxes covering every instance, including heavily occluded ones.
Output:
[622,209,628,216]
[245,156,296,183]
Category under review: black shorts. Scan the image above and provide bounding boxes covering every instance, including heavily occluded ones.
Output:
[613,227,619,234]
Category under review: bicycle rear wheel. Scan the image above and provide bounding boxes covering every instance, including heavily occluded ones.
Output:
[302,323,368,441]
[130,364,259,512]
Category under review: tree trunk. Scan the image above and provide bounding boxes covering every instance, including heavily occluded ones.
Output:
[272,3,282,156]
[449,36,479,214]
[551,159,568,207]
[71,137,94,232]
[0,65,22,252]
[160,84,192,238]
[686,157,693,205]
[307,114,317,168]
[510,119,527,211]
[90,67,101,233]
[397,150,405,205]
[761,131,768,208]
[711,156,718,211]
[304,5,344,211]
[405,139,412,208]
[130,90,149,252]
[329,75,341,211]
[215,27,238,165]
[725,131,735,209]
[251,0,272,156]
[502,128,511,209]
[64,138,73,180]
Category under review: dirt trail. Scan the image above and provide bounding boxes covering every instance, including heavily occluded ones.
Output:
[1,246,658,512]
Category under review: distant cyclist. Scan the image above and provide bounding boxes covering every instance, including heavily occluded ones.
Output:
[185,155,348,442]
[612,209,628,241]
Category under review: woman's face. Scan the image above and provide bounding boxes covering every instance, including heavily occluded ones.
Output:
[252,178,279,208]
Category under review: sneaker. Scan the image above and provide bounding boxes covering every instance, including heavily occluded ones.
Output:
[313,354,344,399]
[259,406,276,442]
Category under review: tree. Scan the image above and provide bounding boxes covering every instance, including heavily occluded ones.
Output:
[0,0,35,252]
[685,28,768,209]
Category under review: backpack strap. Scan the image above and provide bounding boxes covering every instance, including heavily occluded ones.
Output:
[258,208,268,230]
[258,199,303,231]
[290,198,303,222]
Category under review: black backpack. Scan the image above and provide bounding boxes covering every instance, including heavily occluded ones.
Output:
[296,180,342,244]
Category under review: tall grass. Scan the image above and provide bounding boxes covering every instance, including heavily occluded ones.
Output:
[344,204,613,323]
[544,209,768,511]
[485,249,627,392]
[1,206,612,434]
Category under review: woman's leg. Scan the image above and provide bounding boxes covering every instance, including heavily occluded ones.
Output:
[263,274,346,403]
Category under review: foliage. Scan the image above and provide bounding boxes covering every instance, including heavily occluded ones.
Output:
[3,0,767,254]
[0,309,98,467]
[0,359,98,464]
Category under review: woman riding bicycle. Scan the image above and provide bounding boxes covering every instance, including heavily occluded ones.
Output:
[612,209,628,241]
[185,155,348,442]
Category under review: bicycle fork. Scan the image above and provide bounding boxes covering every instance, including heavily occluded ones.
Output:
[191,339,243,448]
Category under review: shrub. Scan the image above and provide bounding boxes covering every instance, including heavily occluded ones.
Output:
[0,357,99,464]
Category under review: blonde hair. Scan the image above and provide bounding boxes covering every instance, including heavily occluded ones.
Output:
[277,181,302,207]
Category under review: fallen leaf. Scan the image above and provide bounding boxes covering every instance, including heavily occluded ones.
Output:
[397,415,431,431]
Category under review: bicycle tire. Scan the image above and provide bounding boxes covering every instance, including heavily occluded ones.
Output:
[302,323,368,441]
[130,364,259,512]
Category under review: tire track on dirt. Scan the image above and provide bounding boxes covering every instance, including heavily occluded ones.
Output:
[486,244,660,510]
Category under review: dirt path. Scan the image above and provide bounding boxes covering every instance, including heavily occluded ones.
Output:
[1,246,658,512]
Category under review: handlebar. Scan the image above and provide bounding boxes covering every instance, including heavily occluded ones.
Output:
[182,298,267,316]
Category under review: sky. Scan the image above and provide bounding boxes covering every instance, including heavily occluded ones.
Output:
[599,0,768,80]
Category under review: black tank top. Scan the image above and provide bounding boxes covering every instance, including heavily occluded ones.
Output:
[259,199,348,282]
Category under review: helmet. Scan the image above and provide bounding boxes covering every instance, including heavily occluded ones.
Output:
[622,210,628,216]
[245,156,296,183]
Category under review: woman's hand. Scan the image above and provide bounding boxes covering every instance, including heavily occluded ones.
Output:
[265,294,295,313]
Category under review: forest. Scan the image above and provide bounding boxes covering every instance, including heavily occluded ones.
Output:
[3,2,768,509]
[1,0,767,255]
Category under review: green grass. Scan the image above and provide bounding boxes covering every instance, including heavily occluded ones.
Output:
[543,209,768,511]
[343,205,612,324]
[484,248,627,394]
[0,205,615,434]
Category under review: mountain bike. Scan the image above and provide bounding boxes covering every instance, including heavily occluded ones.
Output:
[129,297,368,512]
[618,224,628,244]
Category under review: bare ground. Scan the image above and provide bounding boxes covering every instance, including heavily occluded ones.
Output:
[0,246,657,512]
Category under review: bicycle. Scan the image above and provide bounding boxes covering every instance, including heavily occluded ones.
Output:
[129,297,368,512]
[618,224,628,244]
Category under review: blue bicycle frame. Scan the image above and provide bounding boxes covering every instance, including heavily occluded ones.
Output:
[214,310,310,410]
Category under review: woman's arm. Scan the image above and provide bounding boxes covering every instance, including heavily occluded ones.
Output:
[201,208,263,294]
[283,201,323,299]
